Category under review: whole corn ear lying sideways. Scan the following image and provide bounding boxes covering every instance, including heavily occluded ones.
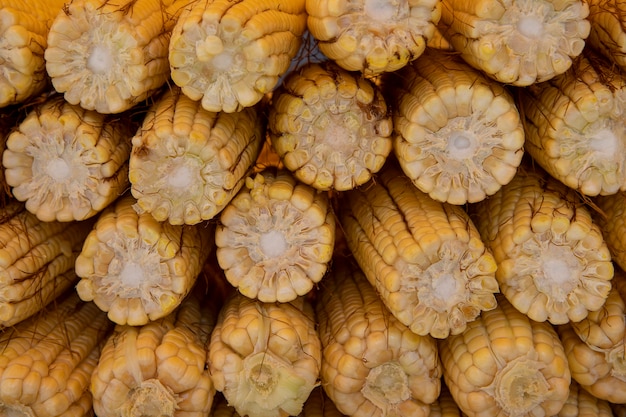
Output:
[316,259,441,417]
[386,49,524,205]
[74,194,215,326]
[216,169,335,302]
[585,0,626,70]
[305,0,441,74]
[0,292,114,417]
[0,0,67,107]
[558,379,614,417]
[45,0,190,114]
[519,53,626,196]
[471,167,613,324]
[439,295,571,417]
[437,0,590,86]
[594,191,626,272]
[208,293,321,417]
[169,0,307,113]
[2,94,134,222]
[268,62,393,191]
[129,87,264,225]
[91,286,218,417]
[339,163,499,339]
[0,200,94,327]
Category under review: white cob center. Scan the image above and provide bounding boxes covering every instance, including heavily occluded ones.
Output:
[362,362,410,408]
[517,15,544,39]
[123,379,179,417]
[119,261,147,288]
[260,230,288,258]
[447,131,478,160]
[87,44,114,74]
[168,164,194,188]
[589,128,619,155]
[364,0,396,21]
[534,243,580,302]
[45,157,71,181]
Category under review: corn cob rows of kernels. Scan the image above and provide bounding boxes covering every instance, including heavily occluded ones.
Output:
[2,0,626,416]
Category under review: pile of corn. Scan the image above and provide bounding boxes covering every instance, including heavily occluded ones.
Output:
[1,0,626,416]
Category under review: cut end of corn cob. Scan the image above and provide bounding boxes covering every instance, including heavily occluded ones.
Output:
[306,0,441,74]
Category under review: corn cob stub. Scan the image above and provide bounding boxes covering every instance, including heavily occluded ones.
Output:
[387,49,525,205]
[306,0,441,75]
[74,194,215,326]
[439,295,571,417]
[269,62,393,191]
[129,88,264,225]
[316,259,441,417]
[339,163,499,339]
[208,293,321,417]
[216,169,335,303]
[438,0,591,86]
[169,0,307,113]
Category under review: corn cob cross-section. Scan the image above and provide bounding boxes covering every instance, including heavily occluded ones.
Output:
[387,48,525,205]
[129,87,264,225]
[438,0,591,86]
[208,293,321,417]
[169,0,307,113]
[339,163,499,339]
[269,62,393,191]
[3,94,134,222]
[306,0,441,74]
[74,194,215,326]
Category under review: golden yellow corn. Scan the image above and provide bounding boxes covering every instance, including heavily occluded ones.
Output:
[129,87,264,225]
[387,48,524,205]
[0,104,22,202]
[557,379,614,416]
[208,293,321,417]
[316,259,441,417]
[428,383,464,417]
[268,62,393,191]
[3,94,134,222]
[439,295,571,417]
[91,285,217,417]
[438,0,590,86]
[305,0,441,74]
[45,0,190,114]
[594,191,626,272]
[74,193,215,326]
[0,291,114,417]
[0,200,94,328]
[216,169,335,303]
[169,0,307,113]
[339,162,499,339]
[0,0,66,107]
[585,0,626,70]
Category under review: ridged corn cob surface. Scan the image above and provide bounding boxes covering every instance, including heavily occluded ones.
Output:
[316,259,441,417]
[428,383,464,417]
[306,0,441,74]
[439,295,571,417]
[388,49,524,205]
[595,191,626,272]
[216,169,335,302]
[519,54,626,196]
[169,0,307,113]
[45,0,188,114]
[339,163,499,339]
[585,0,626,70]
[438,0,590,86]
[74,194,215,326]
[268,62,393,191]
[208,293,321,417]
[129,88,264,225]
[3,95,134,222]
[0,104,24,204]
[557,379,614,416]
[472,167,613,324]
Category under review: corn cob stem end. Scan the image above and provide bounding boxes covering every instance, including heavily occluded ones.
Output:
[361,362,410,411]
[0,402,35,417]
[608,346,626,381]
[121,379,178,417]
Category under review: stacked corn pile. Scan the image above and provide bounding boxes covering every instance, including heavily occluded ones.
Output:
[2,0,626,416]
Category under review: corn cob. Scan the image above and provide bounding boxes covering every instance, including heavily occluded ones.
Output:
[0,0,67,107]
[557,379,614,416]
[471,166,613,324]
[208,293,321,417]
[74,193,215,326]
[316,259,441,417]
[585,0,626,70]
[2,94,134,222]
[339,163,499,339]
[519,53,626,196]
[438,0,590,86]
[386,49,524,205]
[216,169,335,302]
[594,191,626,272]
[0,103,23,202]
[305,0,441,75]
[129,87,264,225]
[0,200,95,328]
[168,0,307,113]
[268,62,393,191]
[45,0,189,114]
[439,295,571,417]
[0,291,114,417]
[91,285,218,417]
[428,383,464,417]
